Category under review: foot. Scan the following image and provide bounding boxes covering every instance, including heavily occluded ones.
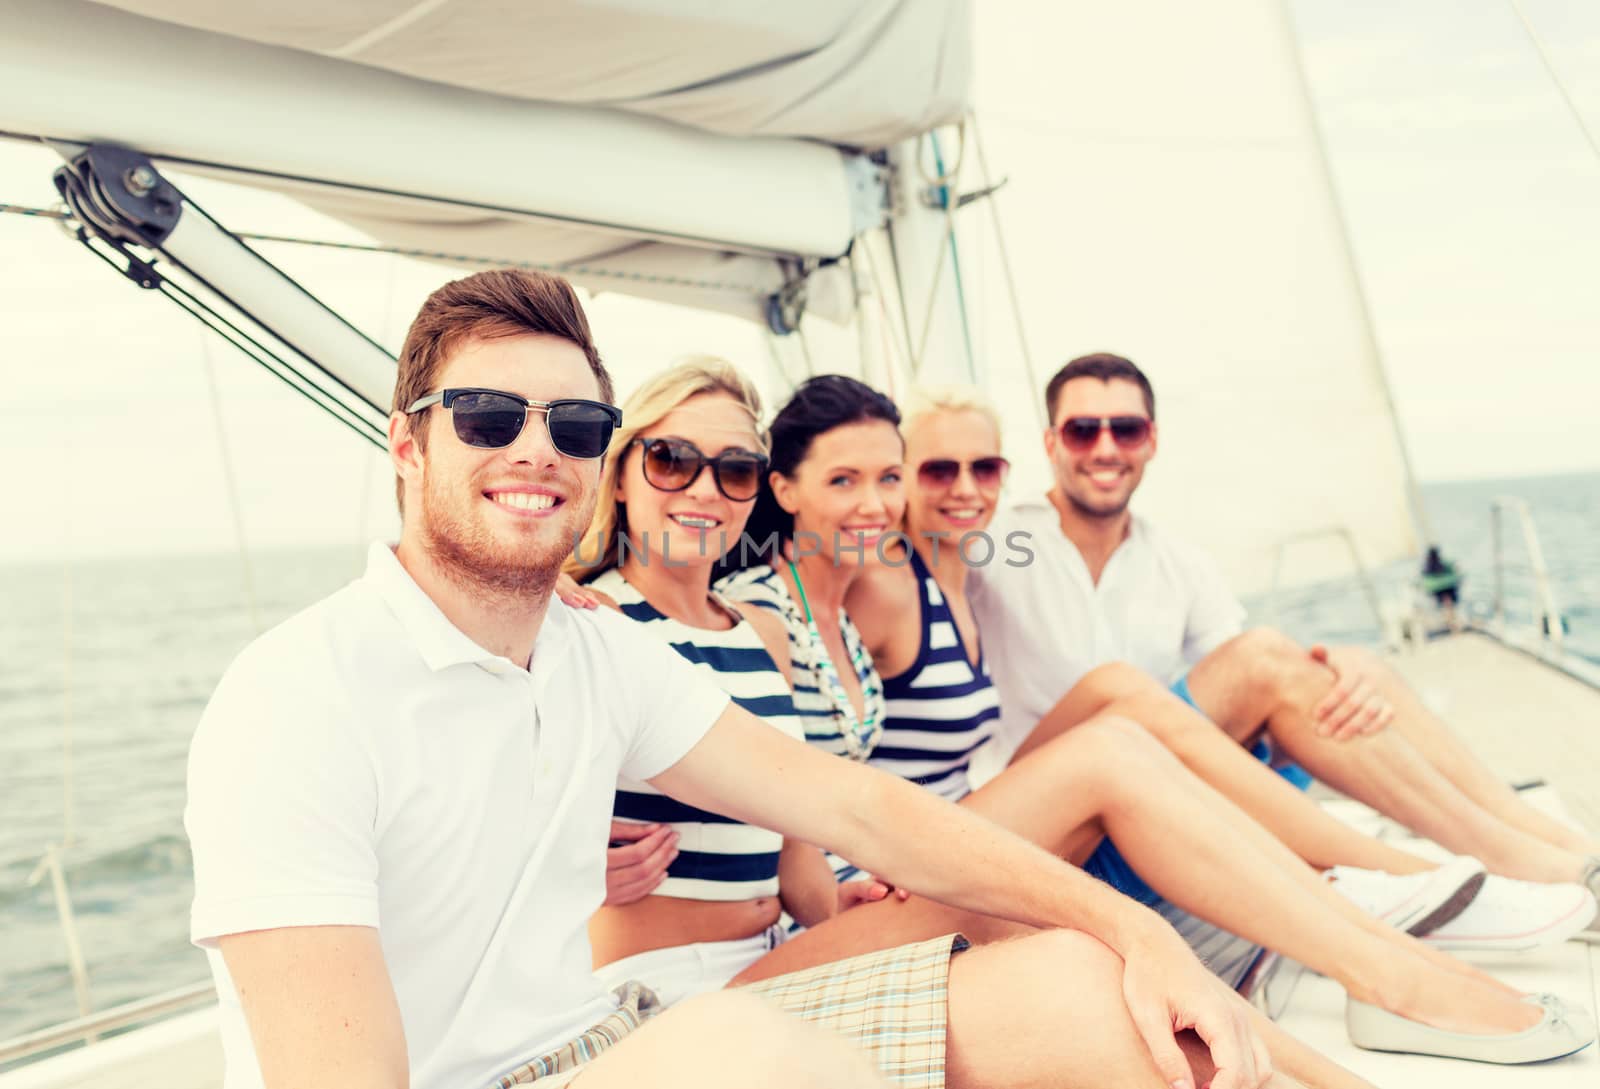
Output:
[1354,965,1544,1038]
[1346,993,1595,1064]
[1421,873,1597,952]
[1326,857,1486,935]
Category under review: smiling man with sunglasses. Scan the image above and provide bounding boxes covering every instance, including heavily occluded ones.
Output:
[186,276,1281,1089]
[967,353,1600,911]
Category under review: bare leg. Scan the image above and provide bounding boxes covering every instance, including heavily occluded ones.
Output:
[944,932,1344,1089]
[1342,645,1600,852]
[1186,630,1592,883]
[744,715,1538,1036]
[577,989,888,1089]
[1017,663,1436,875]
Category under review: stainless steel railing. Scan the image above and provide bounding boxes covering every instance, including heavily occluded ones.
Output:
[1489,495,1565,650]
[0,982,216,1067]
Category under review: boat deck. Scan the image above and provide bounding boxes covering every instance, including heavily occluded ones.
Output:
[1279,630,1600,1084]
[4,630,1598,1087]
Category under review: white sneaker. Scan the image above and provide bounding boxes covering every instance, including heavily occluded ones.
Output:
[1421,876,1597,952]
[1328,856,1487,935]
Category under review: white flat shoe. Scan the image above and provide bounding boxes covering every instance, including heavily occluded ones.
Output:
[1346,993,1596,1064]
[1327,856,1487,935]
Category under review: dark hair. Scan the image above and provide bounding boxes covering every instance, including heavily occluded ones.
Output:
[733,375,902,569]
[1044,352,1155,423]
[392,268,613,511]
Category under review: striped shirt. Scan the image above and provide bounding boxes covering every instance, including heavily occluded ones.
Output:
[716,565,885,761]
[870,551,1000,803]
[594,569,804,902]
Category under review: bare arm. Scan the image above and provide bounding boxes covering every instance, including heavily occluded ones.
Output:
[220,925,408,1089]
[842,562,922,677]
[777,839,841,928]
[653,708,1160,951]
[653,707,1267,1089]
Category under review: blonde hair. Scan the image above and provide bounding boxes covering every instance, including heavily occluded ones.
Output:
[567,356,765,578]
[900,385,1004,449]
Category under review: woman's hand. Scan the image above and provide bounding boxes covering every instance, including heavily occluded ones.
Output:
[555,573,620,612]
[837,875,910,912]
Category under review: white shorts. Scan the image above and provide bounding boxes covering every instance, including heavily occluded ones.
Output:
[592,924,788,1008]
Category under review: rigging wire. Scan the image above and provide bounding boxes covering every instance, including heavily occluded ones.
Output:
[905,129,963,380]
[969,115,1048,431]
[858,238,912,402]
[928,128,979,383]
[1505,0,1600,168]
[195,329,263,635]
[0,203,773,296]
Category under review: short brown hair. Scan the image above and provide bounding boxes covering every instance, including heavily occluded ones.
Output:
[1044,352,1155,422]
[392,269,614,509]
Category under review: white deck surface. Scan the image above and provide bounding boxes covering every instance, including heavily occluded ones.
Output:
[1277,632,1600,1084]
[4,631,1598,1087]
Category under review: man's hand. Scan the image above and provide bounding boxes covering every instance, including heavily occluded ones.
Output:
[1310,644,1394,741]
[604,821,677,906]
[1118,927,1272,1089]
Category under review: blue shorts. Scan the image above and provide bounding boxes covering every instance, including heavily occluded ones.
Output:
[1083,672,1313,906]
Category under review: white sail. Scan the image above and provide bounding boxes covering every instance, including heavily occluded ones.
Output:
[950,0,1422,593]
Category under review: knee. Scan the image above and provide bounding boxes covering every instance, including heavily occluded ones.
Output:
[1225,627,1311,694]
[675,992,876,1088]
[1075,661,1153,703]
[1060,713,1176,785]
[993,930,1125,997]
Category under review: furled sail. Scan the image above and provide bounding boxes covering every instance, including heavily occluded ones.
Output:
[0,0,1422,593]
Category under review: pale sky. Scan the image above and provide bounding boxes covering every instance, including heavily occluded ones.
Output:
[0,0,1596,564]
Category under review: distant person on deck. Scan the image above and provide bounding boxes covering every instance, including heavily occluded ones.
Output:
[968,352,1600,896]
[1420,546,1463,630]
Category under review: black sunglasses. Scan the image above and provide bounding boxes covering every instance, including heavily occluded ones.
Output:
[406,388,622,459]
[1058,415,1151,451]
[632,437,769,502]
[917,456,1010,490]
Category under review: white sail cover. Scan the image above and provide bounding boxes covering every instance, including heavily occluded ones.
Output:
[0,0,971,319]
[89,0,971,148]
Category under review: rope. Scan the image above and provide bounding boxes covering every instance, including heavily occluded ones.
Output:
[907,130,963,378]
[196,329,263,634]
[1,204,772,295]
[59,560,75,851]
[931,129,979,382]
[970,114,1048,430]
[858,240,911,402]
[1505,0,1600,168]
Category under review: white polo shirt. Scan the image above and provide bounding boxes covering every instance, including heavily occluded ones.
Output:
[967,500,1245,781]
[185,543,730,1089]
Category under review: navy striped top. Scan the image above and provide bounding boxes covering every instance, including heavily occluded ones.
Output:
[870,551,1000,803]
[595,569,804,902]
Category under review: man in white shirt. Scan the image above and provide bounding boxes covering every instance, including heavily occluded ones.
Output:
[970,353,1600,891]
[187,275,1287,1089]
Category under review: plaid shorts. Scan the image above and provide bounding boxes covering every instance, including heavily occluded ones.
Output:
[484,933,966,1088]
[484,981,661,1089]
[743,933,968,1089]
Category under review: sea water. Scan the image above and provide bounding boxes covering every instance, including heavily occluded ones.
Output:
[1,471,1596,1044]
